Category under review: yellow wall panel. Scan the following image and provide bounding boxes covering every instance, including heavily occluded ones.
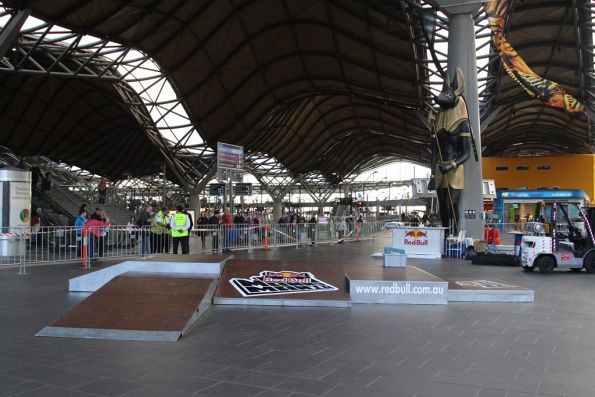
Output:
[482,155,595,205]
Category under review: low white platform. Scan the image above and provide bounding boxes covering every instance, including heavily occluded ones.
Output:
[69,258,229,292]
[347,266,448,305]
[447,278,534,302]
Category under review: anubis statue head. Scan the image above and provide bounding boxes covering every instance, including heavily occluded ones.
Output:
[434,67,465,110]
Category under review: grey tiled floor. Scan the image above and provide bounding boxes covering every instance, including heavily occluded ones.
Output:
[2,233,595,396]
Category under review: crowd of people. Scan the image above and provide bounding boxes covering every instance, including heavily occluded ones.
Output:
[65,197,399,260]
[20,189,419,263]
[399,212,440,227]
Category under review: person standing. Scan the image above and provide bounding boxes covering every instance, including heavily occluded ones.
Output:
[137,209,152,256]
[31,163,41,188]
[253,212,261,244]
[151,207,167,253]
[74,208,88,257]
[17,156,27,170]
[40,172,52,206]
[31,208,42,246]
[84,213,108,262]
[336,216,346,242]
[170,204,191,254]
[221,207,233,252]
[163,207,171,253]
[95,209,109,257]
[197,211,209,249]
[98,177,107,204]
[308,214,317,245]
[126,216,136,248]
[209,210,221,253]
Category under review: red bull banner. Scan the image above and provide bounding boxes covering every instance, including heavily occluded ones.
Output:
[484,0,584,114]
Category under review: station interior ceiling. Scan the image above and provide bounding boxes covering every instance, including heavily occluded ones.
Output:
[0,0,592,191]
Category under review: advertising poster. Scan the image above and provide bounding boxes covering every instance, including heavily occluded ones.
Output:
[10,181,32,229]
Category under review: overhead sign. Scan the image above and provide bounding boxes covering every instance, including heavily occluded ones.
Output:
[209,183,226,196]
[217,142,244,171]
[233,183,252,196]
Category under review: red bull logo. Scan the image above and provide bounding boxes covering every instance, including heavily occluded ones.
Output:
[262,271,312,283]
[404,229,429,246]
[404,229,428,238]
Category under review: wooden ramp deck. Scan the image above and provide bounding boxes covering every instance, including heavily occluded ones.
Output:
[37,272,217,341]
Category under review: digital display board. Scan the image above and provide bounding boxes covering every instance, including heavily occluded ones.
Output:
[233,183,252,196]
[209,183,226,196]
[217,142,244,171]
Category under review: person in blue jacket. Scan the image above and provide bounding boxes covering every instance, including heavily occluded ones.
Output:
[74,208,88,257]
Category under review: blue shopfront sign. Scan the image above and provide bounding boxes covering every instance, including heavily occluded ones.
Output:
[497,190,586,200]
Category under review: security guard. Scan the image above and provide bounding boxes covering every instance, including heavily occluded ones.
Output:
[150,207,167,253]
[170,204,191,254]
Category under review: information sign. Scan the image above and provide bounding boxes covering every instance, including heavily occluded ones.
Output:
[233,183,252,196]
[217,142,244,171]
[209,183,226,196]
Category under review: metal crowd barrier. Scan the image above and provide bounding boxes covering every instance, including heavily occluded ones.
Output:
[0,220,397,273]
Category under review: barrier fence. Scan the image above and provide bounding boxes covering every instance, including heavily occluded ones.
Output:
[0,219,398,272]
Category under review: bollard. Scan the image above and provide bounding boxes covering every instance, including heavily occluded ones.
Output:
[82,228,88,269]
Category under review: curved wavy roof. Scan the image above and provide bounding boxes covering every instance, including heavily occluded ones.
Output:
[0,0,592,183]
[0,72,164,177]
[2,0,427,180]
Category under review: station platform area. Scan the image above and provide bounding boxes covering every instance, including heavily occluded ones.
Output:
[1,233,595,397]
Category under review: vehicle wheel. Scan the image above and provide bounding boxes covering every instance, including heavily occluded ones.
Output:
[584,253,595,274]
[570,268,582,272]
[536,256,555,274]
[522,265,534,272]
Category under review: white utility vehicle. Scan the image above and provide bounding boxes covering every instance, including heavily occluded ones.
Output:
[521,202,595,273]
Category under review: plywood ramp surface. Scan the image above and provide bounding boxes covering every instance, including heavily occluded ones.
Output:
[38,272,217,341]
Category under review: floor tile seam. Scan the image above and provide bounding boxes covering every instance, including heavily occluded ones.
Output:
[73,376,146,393]
[53,356,106,370]
[8,384,70,397]
[201,370,291,390]
[195,377,310,395]
[295,347,351,373]
[0,376,46,395]
[365,374,383,388]
[319,382,342,396]
[432,377,539,395]
[0,365,110,388]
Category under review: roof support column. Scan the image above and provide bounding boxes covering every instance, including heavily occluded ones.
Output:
[0,9,29,60]
[436,0,483,239]
[272,201,283,223]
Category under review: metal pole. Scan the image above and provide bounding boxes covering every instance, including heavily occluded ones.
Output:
[228,178,233,213]
[162,162,166,206]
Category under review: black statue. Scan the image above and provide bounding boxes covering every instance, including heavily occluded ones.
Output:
[427,67,472,235]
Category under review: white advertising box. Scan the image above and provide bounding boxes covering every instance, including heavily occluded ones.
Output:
[388,226,446,259]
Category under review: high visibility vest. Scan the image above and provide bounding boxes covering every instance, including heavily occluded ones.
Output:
[151,210,166,234]
[171,213,189,237]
